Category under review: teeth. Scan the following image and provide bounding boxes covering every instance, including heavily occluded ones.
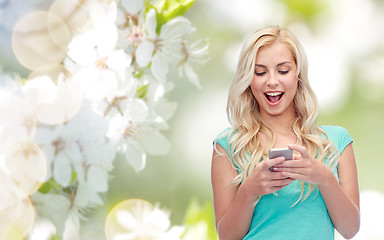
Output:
[266,92,282,96]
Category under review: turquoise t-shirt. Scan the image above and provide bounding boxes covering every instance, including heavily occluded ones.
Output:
[215,125,353,240]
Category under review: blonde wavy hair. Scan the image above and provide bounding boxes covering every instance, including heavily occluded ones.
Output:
[224,26,339,203]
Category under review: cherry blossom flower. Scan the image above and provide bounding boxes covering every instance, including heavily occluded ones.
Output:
[35,103,116,207]
[66,1,132,103]
[2,0,207,238]
[22,74,83,125]
[106,76,174,171]
[116,0,147,50]
[0,168,36,239]
[105,199,185,240]
[178,39,209,89]
[106,100,172,172]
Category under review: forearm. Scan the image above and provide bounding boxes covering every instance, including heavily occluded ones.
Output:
[216,185,258,240]
[319,172,360,239]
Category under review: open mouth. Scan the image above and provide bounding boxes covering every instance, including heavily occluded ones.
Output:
[265,92,284,103]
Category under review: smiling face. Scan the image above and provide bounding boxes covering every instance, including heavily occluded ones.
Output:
[250,41,298,120]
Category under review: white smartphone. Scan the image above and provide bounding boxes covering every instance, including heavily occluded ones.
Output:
[269,148,293,172]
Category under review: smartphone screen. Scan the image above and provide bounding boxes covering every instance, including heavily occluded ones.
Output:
[269,148,293,160]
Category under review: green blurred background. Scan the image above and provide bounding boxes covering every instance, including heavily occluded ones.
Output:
[1,0,384,237]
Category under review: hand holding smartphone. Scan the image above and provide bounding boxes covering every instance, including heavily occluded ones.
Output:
[269,148,293,172]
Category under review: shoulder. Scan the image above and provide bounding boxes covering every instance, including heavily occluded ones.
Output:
[320,125,353,154]
[320,125,351,140]
[213,127,232,150]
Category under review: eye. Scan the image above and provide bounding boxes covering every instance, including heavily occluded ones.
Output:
[254,71,266,76]
[278,70,289,75]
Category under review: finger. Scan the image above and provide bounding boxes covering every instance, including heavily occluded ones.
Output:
[265,157,285,169]
[273,167,307,175]
[271,178,295,187]
[274,159,302,168]
[270,156,298,171]
[292,153,301,160]
[281,171,306,181]
[269,171,290,180]
[288,144,308,158]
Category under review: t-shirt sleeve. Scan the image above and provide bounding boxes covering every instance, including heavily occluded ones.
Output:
[335,126,353,154]
[213,128,230,151]
[321,125,353,154]
[213,128,242,172]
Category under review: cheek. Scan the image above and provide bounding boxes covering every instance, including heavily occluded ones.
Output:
[250,77,263,93]
[285,75,298,93]
[250,84,263,102]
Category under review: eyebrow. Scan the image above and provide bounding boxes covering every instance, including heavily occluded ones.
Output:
[255,61,291,68]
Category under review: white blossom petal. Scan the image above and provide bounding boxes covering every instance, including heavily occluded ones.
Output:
[23,75,56,107]
[145,9,157,39]
[137,129,170,156]
[2,137,47,195]
[116,209,137,230]
[73,67,118,101]
[53,153,72,187]
[121,0,144,15]
[0,93,35,140]
[145,208,171,232]
[87,166,109,192]
[151,52,168,83]
[104,1,117,24]
[183,63,202,89]
[106,49,132,71]
[89,2,116,26]
[127,99,149,122]
[124,143,146,171]
[23,75,83,125]
[63,213,80,240]
[0,191,35,237]
[107,115,130,141]
[106,199,181,240]
[67,32,98,65]
[136,40,154,67]
[160,17,191,40]
[95,23,118,57]
[31,193,71,237]
[75,183,104,207]
[115,6,126,26]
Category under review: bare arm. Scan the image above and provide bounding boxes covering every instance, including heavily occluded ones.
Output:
[211,144,293,240]
[275,143,360,239]
[319,143,360,239]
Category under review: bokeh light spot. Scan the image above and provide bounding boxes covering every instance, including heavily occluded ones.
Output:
[0,94,36,143]
[12,11,70,70]
[49,0,96,37]
[0,195,35,239]
[105,199,155,240]
[23,75,83,125]
[28,63,70,81]
[2,137,47,195]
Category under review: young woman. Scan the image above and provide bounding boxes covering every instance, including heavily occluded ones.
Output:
[211,26,360,240]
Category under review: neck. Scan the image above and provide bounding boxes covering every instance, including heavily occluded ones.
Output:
[260,109,296,135]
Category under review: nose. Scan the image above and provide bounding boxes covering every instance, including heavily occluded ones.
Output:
[266,73,279,86]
